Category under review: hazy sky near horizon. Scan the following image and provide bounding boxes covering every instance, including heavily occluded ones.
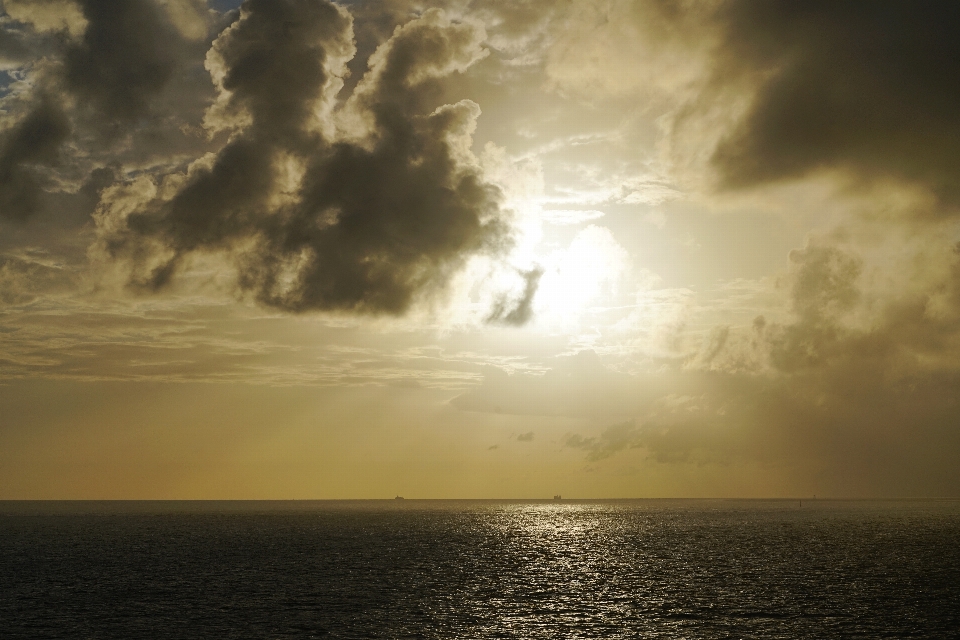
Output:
[2,0,960,498]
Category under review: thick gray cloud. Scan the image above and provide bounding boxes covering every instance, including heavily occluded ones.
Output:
[709,1,960,205]
[0,95,70,221]
[0,0,211,223]
[64,0,182,125]
[120,0,353,280]
[107,1,508,314]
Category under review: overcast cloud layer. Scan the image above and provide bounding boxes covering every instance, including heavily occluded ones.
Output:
[2,0,960,498]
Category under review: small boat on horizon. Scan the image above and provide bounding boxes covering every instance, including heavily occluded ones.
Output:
[395,496,404,500]
[553,495,561,500]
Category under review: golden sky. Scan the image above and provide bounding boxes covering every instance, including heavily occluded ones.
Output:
[2,0,960,498]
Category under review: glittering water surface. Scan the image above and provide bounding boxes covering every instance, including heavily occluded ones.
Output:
[2,500,959,638]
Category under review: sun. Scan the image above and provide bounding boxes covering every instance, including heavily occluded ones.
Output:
[506,224,627,331]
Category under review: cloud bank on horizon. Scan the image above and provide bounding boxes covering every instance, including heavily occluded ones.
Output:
[2,0,960,497]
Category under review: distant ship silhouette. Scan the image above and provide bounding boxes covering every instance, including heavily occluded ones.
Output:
[553,495,561,500]
[394,496,404,500]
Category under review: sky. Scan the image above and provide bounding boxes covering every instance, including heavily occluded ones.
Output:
[2,0,960,499]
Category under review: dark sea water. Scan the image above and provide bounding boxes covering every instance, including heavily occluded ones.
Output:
[2,500,959,639]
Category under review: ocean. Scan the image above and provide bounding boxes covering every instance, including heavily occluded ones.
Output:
[2,499,959,638]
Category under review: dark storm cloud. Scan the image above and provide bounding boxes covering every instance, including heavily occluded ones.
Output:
[64,0,182,124]
[122,0,353,281]
[0,95,70,221]
[709,0,960,204]
[109,1,508,314]
[259,99,504,313]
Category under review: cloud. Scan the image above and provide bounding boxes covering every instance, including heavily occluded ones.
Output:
[762,240,864,372]
[541,0,708,100]
[564,421,638,461]
[0,20,33,68]
[156,0,208,40]
[540,209,604,225]
[96,2,509,315]
[708,1,960,206]
[453,227,960,495]
[621,182,682,206]
[0,0,958,499]
[0,250,76,304]
[64,0,184,124]
[0,0,219,224]
[0,95,71,221]
[530,1,960,209]
[687,230,960,491]
[486,266,543,326]
[3,0,87,38]
[452,350,639,418]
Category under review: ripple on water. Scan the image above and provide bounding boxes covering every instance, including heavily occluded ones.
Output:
[2,499,959,638]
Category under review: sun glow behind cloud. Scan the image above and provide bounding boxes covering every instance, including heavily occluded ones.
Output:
[531,225,630,329]
[476,141,642,335]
